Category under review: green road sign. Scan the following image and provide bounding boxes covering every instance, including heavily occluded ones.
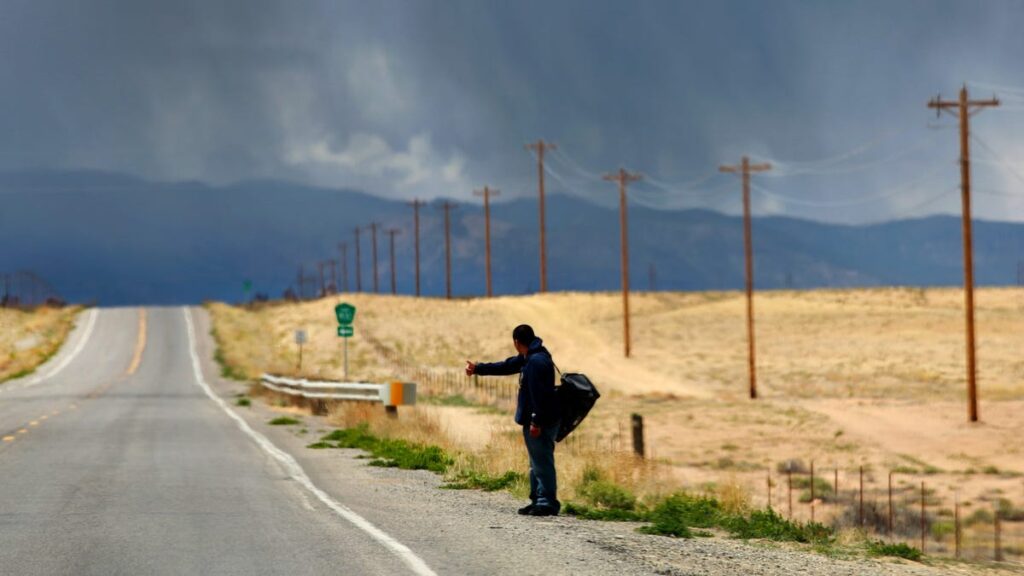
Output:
[243,280,253,291]
[337,325,354,338]
[335,303,356,326]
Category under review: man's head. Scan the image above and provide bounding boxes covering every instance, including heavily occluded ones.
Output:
[512,324,535,355]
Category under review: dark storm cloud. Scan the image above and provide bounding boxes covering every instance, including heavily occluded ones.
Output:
[2,0,1024,221]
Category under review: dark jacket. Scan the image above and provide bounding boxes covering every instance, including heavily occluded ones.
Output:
[474,338,558,427]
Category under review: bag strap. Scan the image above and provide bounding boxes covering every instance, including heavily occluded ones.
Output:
[553,361,563,377]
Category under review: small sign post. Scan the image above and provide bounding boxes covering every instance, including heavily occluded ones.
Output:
[294,329,307,372]
[335,303,356,379]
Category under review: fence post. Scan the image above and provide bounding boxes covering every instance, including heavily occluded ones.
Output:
[888,471,894,535]
[995,507,1003,562]
[767,469,772,510]
[630,414,645,458]
[859,465,865,527]
[920,481,926,554]
[810,461,816,524]
[955,494,961,559]
[787,469,793,518]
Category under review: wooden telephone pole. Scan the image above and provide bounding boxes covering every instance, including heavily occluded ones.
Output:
[603,168,642,358]
[439,202,457,300]
[338,242,349,293]
[317,261,326,297]
[928,85,999,423]
[409,199,425,296]
[327,259,337,294]
[473,186,500,297]
[720,156,772,399]
[354,227,362,293]
[368,222,381,294]
[526,140,556,293]
[387,228,401,295]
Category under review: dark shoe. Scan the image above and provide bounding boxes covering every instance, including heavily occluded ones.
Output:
[517,503,536,515]
[527,505,558,517]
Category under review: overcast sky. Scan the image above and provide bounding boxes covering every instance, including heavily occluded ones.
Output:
[3,0,1024,223]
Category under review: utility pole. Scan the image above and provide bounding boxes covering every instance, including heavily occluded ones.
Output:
[368,222,381,294]
[387,228,401,295]
[439,201,458,300]
[297,264,306,301]
[317,261,326,297]
[929,85,999,423]
[473,186,501,297]
[649,263,657,292]
[327,259,337,294]
[720,156,772,400]
[526,140,556,293]
[338,242,349,293]
[603,168,642,358]
[409,199,425,296]
[354,227,363,293]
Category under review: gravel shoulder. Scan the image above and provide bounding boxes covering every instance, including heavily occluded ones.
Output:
[191,310,1020,576]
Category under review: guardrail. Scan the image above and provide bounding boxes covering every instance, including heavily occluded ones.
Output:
[260,374,416,415]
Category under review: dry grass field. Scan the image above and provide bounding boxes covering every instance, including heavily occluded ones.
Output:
[210,287,1024,560]
[0,306,81,383]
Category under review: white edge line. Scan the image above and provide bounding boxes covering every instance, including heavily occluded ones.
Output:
[3,307,98,393]
[183,308,436,576]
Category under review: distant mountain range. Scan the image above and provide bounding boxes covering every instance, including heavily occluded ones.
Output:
[2,170,1022,305]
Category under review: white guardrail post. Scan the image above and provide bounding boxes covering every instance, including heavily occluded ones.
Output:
[260,374,416,416]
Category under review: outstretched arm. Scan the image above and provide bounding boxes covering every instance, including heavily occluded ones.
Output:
[467,355,524,376]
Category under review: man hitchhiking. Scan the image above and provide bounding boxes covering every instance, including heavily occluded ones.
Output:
[465,324,560,516]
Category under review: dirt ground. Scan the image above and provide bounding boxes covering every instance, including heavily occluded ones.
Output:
[209,287,1024,558]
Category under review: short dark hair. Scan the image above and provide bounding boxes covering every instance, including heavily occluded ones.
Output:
[512,324,535,345]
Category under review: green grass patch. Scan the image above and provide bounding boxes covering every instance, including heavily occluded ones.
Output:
[269,416,301,426]
[564,502,646,522]
[426,394,475,407]
[235,397,251,407]
[639,493,723,538]
[210,328,249,381]
[316,424,453,473]
[723,509,832,544]
[8,368,34,380]
[444,470,525,491]
[866,540,922,561]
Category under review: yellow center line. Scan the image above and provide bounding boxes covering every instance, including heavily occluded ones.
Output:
[51,410,60,416]
[17,429,28,434]
[28,421,38,427]
[126,309,148,376]
[2,436,14,442]
[39,415,48,421]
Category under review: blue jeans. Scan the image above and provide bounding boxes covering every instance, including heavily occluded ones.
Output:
[523,422,560,511]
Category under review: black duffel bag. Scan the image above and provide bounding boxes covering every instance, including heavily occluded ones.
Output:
[554,372,600,442]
